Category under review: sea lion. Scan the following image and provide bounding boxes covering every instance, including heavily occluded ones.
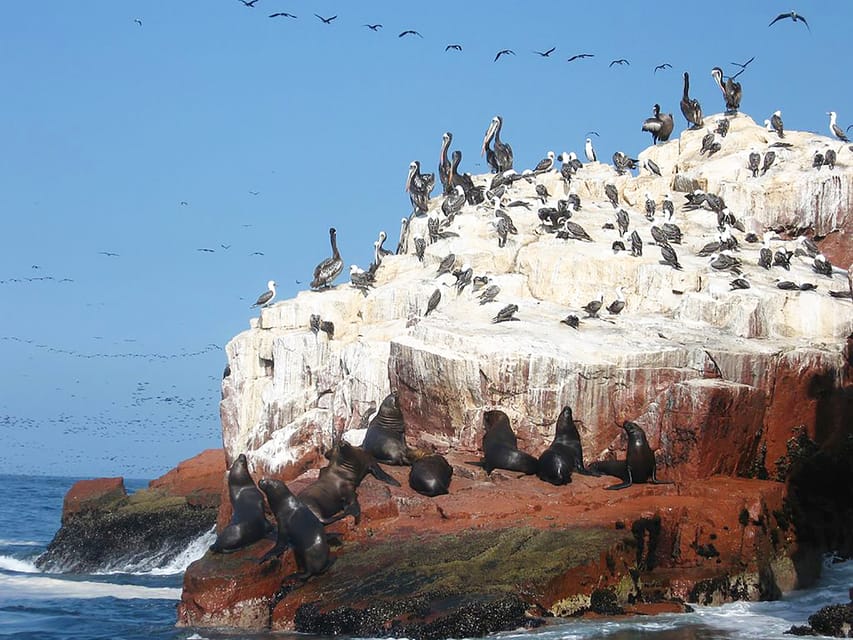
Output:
[591,421,673,490]
[298,440,400,525]
[362,391,411,465]
[537,405,600,485]
[478,410,538,475]
[408,453,453,497]
[210,453,273,553]
[257,478,334,579]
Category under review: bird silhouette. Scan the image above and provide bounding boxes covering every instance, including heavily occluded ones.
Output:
[363,24,382,31]
[494,49,515,62]
[567,53,594,62]
[731,56,755,69]
[609,58,630,67]
[399,30,423,38]
[237,0,259,6]
[314,14,337,24]
[445,44,462,52]
[534,46,556,57]
[654,63,672,73]
[133,18,143,27]
[768,11,809,30]
[269,12,296,18]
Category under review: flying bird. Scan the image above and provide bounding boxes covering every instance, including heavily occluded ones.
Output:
[534,47,556,57]
[494,49,515,62]
[445,44,462,52]
[196,248,215,253]
[133,18,143,27]
[731,56,756,69]
[399,30,423,38]
[363,24,383,30]
[654,63,672,73]
[269,12,297,18]
[237,0,259,6]
[99,251,120,257]
[314,14,337,24]
[567,53,594,62]
[609,59,630,67]
[769,11,809,30]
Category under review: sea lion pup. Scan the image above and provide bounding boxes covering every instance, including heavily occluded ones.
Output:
[257,478,334,579]
[408,450,453,497]
[477,410,538,475]
[210,453,273,553]
[537,405,600,485]
[362,391,411,465]
[590,421,673,490]
[298,440,400,526]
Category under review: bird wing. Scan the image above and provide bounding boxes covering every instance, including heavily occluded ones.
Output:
[768,13,790,26]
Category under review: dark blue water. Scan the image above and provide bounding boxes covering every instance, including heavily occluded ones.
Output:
[0,474,849,640]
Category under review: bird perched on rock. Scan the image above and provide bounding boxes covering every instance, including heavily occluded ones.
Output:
[630,230,643,257]
[644,193,656,221]
[812,254,833,277]
[582,294,604,318]
[769,110,784,138]
[436,253,456,277]
[748,149,761,177]
[561,314,580,329]
[773,246,793,270]
[660,243,682,270]
[813,151,825,170]
[824,149,837,170]
[616,209,630,237]
[492,304,519,323]
[319,320,335,339]
[311,228,344,290]
[605,184,619,208]
[606,287,625,315]
[641,103,674,144]
[250,280,276,308]
[414,238,426,262]
[715,118,730,138]
[533,151,555,173]
[730,278,751,290]
[349,265,375,295]
[762,151,776,175]
[662,195,674,219]
[584,138,597,162]
[453,264,473,294]
[309,314,321,334]
[709,251,743,274]
[478,284,500,305]
[643,159,662,176]
[828,112,849,142]
[424,289,441,316]
[700,131,717,156]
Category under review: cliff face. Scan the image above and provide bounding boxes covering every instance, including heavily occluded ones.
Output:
[184,114,853,634]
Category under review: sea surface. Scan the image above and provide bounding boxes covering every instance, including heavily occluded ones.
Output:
[0,473,849,640]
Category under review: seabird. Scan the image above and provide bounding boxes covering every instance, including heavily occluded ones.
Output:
[654,63,672,73]
[662,195,674,219]
[405,160,435,214]
[769,11,809,30]
[715,118,730,138]
[612,240,626,253]
[350,265,375,294]
[813,151,825,170]
[650,225,668,246]
[769,110,784,138]
[629,230,643,257]
[556,219,593,242]
[533,151,556,173]
[642,103,674,144]
[399,30,423,38]
[251,280,277,309]
[776,280,799,290]
[799,282,818,292]
[813,254,834,278]
[582,294,604,318]
[828,112,849,142]
[237,0,259,6]
[425,289,441,316]
[414,238,426,261]
[436,253,456,277]
[700,131,717,156]
[567,53,594,62]
[535,184,550,203]
[133,18,143,26]
[762,151,776,175]
[773,246,792,270]
[609,59,629,67]
[710,251,743,274]
[478,284,500,305]
[438,132,453,194]
[680,72,704,129]
[494,49,515,62]
[319,320,334,339]
[561,314,580,329]
[482,116,513,172]
[644,159,662,176]
[534,47,556,57]
[730,278,751,290]
[376,230,393,259]
[731,56,755,70]
[825,148,837,170]
[363,24,383,30]
[396,218,409,255]
[661,219,683,244]
[644,193,656,221]
[616,209,629,237]
[660,243,682,270]
[606,287,625,315]
[310,227,344,290]
[711,67,742,113]
[584,138,597,162]
[748,149,761,177]
[270,12,297,18]
[492,304,519,323]
[445,44,462,52]
[442,185,466,220]
[314,14,337,24]
[759,233,773,269]
[605,184,619,208]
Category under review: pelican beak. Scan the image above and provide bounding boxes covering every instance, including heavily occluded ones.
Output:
[405,164,415,192]
[481,120,497,156]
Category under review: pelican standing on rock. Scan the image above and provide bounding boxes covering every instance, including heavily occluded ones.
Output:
[711,67,742,114]
[680,72,704,129]
[310,227,344,290]
[584,137,597,162]
[438,132,453,195]
[642,104,674,144]
[828,112,850,142]
[251,280,276,308]
[482,116,513,173]
[770,110,784,138]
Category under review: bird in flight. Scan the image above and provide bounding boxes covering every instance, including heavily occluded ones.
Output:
[768,11,809,30]
[494,49,515,62]
[731,56,755,69]
[314,14,337,24]
[567,53,594,62]
[654,63,672,73]
[99,251,120,257]
[399,30,423,38]
[445,44,462,52]
[196,248,215,253]
[534,46,556,57]
[363,24,382,31]
[248,190,260,195]
[250,251,265,256]
[609,58,630,67]
[585,131,600,137]
[179,201,188,206]
[269,12,296,19]
[133,18,143,27]
[237,0,259,6]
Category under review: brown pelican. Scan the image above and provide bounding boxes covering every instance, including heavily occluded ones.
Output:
[482,116,513,172]
[711,67,742,114]
[449,150,483,204]
[827,112,850,142]
[250,280,276,308]
[438,132,453,195]
[680,72,704,129]
[310,227,343,289]
[769,110,784,138]
[405,160,435,214]
[641,103,674,144]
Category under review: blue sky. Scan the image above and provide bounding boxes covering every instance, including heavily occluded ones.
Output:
[1,2,848,478]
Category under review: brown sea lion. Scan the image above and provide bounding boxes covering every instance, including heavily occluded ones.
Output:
[591,421,673,490]
[210,453,273,553]
[478,410,538,475]
[362,391,411,465]
[258,478,334,579]
[408,452,453,497]
[298,440,400,525]
[537,405,600,485]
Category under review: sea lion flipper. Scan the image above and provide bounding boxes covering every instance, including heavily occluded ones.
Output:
[368,461,401,487]
[605,467,634,490]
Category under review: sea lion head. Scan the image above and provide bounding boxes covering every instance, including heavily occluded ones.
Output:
[483,409,511,433]
[558,405,574,427]
[622,421,648,443]
[378,391,401,414]
[230,453,250,479]
[258,477,292,500]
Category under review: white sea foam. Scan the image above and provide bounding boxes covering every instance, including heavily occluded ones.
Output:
[0,573,181,600]
[92,526,217,576]
[0,539,41,547]
[0,555,40,574]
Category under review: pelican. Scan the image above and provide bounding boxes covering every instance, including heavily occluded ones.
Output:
[770,110,784,138]
[584,137,597,162]
[438,132,453,195]
[250,280,276,308]
[680,72,704,129]
[310,227,344,290]
[827,112,850,142]
[711,67,742,114]
[482,116,513,172]
[641,103,674,144]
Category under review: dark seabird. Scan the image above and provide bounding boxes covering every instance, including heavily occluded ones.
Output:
[449,150,485,204]
[482,116,513,172]
[396,218,409,254]
[660,243,682,270]
[405,160,435,214]
[349,265,375,295]
[748,149,761,177]
[661,220,682,244]
[731,56,755,70]
[495,217,509,247]
[238,0,259,6]
[680,72,704,129]
[662,195,674,219]
[630,230,643,257]
[711,67,742,113]
[769,11,809,30]
[812,254,833,277]
[584,138,597,162]
[700,131,717,155]
[442,186,466,220]
[310,314,322,334]
[478,284,500,305]
[535,184,550,204]
[561,314,580,329]
[438,132,453,195]
[445,44,462,52]
[759,234,773,269]
[250,280,276,308]
[609,59,630,67]
[824,148,837,170]
[616,209,629,236]
[492,304,519,323]
[773,247,792,270]
[582,294,604,318]
[707,142,722,157]
[730,278,750,290]
[770,110,784,138]
[654,63,672,73]
[813,151,825,170]
[710,252,742,274]
[605,184,619,208]
[425,289,441,316]
[494,49,515,62]
[319,321,334,339]
[698,235,722,257]
[650,225,668,246]
[534,47,556,57]
[799,282,818,291]
[606,287,625,315]
[796,235,820,258]
[533,151,556,173]
[270,12,297,18]
[762,151,776,175]
[376,230,393,259]
[644,193,656,221]
[644,159,662,176]
[414,237,426,261]
[567,53,594,62]
[472,275,490,291]
[363,24,383,30]
[559,152,575,182]
[436,253,456,277]
[776,280,799,290]
[310,227,344,290]
[642,103,674,144]
[715,118,730,138]
[612,240,626,253]
[314,14,337,24]
[612,151,637,175]
[567,193,581,211]
[557,219,593,242]
[398,30,423,38]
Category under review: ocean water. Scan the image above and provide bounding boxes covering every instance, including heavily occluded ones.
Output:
[0,474,849,640]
